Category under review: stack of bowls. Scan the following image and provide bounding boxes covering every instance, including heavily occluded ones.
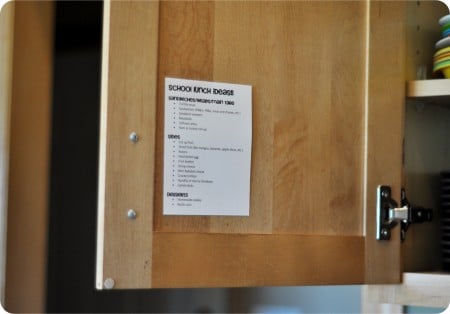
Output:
[434,14,450,78]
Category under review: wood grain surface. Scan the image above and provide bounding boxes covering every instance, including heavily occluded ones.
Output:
[98,0,408,288]
[3,2,54,311]
[97,0,159,289]
[152,233,364,288]
[364,1,405,283]
[154,1,366,236]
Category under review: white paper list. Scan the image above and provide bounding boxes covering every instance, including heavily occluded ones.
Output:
[163,77,252,216]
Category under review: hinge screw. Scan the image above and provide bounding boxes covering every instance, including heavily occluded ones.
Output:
[381,190,390,198]
[104,278,115,289]
[381,228,389,238]
[129,132,139,143]
[127,209,137,220]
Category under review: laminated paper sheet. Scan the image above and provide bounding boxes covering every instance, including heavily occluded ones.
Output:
[163,77,252,216]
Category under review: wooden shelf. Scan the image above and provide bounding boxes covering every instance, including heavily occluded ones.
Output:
[366,272,450,308]
[407,79,450,97]
[406,79,450,106]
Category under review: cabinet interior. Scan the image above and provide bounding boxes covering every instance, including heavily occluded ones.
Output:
[403,0,450,273]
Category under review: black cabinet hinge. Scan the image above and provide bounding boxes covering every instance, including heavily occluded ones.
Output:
[376,185,432,241]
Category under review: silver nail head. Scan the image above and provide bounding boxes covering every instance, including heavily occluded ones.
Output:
[381,190,389,198]
[129,132,138,143]
[104,278,115,289]
[127,209,137,220]
[381,228,389,237]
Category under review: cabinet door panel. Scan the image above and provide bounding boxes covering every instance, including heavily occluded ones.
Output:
[155,2,365,236]
[97,0,405,288]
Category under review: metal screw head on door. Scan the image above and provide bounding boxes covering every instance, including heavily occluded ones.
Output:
[129,132,138,143]
[103,278,115,289]
[127,209,137,220]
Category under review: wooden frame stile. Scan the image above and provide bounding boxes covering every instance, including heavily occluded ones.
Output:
[97,0,406,289]
[96,0,160,289]
[364,0,405,284]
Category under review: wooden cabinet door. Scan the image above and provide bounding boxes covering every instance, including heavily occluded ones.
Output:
[96,0,405,289]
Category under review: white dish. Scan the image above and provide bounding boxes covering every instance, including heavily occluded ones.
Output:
[436,36,450,50]
[440,14,450,26]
